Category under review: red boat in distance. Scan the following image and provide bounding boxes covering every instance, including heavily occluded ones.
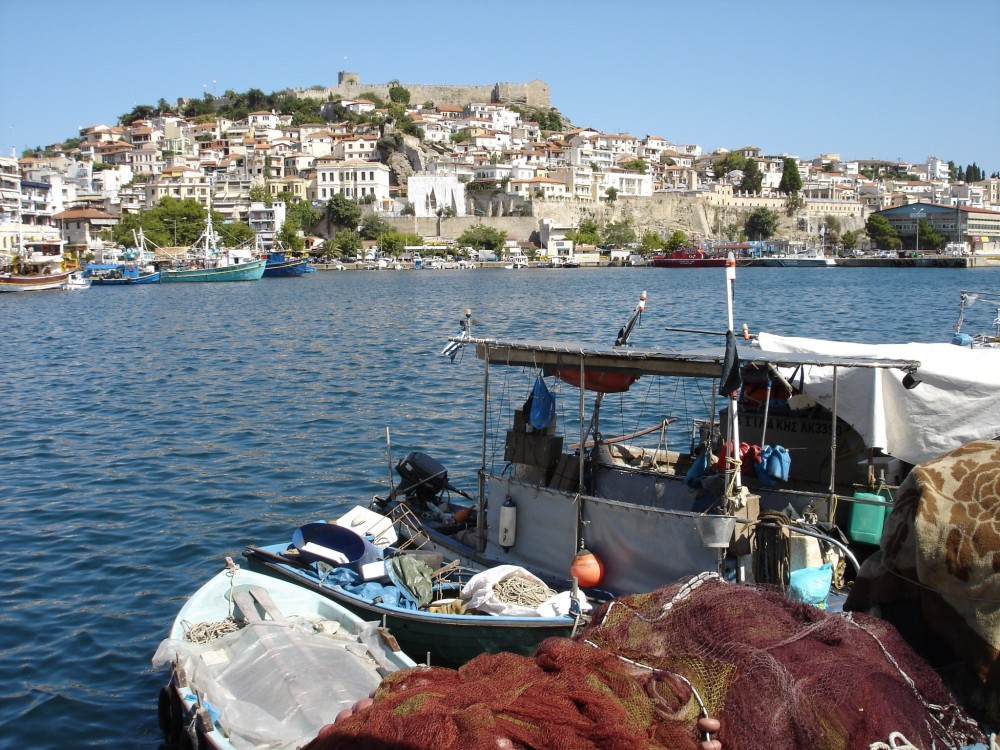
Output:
[650,246,729,268]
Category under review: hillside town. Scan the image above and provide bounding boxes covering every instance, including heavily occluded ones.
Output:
[2,71,999,266]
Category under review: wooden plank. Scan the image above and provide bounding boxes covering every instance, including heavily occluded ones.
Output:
[247,587,286,623]
[230,589,263,623]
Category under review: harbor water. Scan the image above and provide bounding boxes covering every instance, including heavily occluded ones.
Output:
[1,265,997,748]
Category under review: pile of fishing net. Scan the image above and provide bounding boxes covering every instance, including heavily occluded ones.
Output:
[306,573,983,750]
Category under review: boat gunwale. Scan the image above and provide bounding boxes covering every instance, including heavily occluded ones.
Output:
[244,546,576,628]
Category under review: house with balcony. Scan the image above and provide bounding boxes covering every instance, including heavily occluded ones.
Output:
[268,175,313,204]
[509,176,568,200]
[601,166,653,197]
[315,158,391,209]
[246,201,287,249]
[143,166,210,208]
[334,135,379,161]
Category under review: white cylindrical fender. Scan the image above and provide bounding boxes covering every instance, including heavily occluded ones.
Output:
[499,497,517,550]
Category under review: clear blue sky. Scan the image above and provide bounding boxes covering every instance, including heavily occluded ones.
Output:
[3,0,998,173]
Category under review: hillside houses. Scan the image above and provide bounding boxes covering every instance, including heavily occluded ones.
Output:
[3,79,998,259]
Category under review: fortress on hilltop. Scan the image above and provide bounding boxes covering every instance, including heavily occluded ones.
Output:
[291,71,551,109]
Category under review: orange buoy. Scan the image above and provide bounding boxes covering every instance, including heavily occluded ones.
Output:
[453,507,472,523]
[571,549,604,587]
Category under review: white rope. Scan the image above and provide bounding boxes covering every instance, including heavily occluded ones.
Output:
[868,731,921,750]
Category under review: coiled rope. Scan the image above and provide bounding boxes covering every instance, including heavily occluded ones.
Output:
[183,617,240,644]
[753,511,791,586]
[493,575,555,608]
[182,561,243,644]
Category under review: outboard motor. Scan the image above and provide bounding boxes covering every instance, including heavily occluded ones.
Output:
[394,451,451,503]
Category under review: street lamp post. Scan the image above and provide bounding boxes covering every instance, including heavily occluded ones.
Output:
[911,207,925,254]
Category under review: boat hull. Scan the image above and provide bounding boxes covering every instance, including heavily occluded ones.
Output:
[0,272,72,292]
[244,544,576,668]
[155,565,416,750]
[758,257,836,267]
[650,258,727,268]
[263,258,311,277]
[160,259,266,283]
[89,272,161,285]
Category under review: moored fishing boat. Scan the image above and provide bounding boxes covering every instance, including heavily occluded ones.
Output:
[377,269,1000,611]
[0,238,72,292]
[160,213,265,283]
[263,247,311,277]
[153,558,417,750]
[243,506,585,668]
[61,271,91,290]
[85,229,161,285]
[85,264,161,284]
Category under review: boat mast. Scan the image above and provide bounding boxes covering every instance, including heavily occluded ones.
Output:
[576,292,647,552]
[724,252,742,492]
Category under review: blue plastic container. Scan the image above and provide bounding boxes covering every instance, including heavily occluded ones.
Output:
[292,522,381,572]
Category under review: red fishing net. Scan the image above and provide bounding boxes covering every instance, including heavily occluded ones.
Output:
[305,574,983,750]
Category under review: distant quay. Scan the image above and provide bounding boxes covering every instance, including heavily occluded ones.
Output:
[290,71,551,109]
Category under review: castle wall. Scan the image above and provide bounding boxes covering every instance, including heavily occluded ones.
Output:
[293,73,550,108]
[385,192,865,245]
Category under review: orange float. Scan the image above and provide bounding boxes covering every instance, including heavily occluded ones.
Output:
[570,549,604,587]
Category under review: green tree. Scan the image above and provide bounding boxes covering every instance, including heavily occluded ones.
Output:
[120,104,154,125]
[778,157,803,194]
[639,231,666,255]
[744,207,780,240]
[455,225,507,253]
[865,214,901,250]
[359,214,393,241]
[326,195,362,231]
[387,81,411,105]
[248,184,270,205]
[842,230,859,251]
[276,217,305,252]
[111,197,207,247]
[917,218,945,251]
[784,193,805,217]
[604,187,618,202]
[566,218,601,246]
[621,159,648,174]
[380,231,422,257]
[713,152,747,179]
[331,229,362,257]
[739,159,763,194]
[664,230,687,252]
[822,215,842,247]
[603,220,637,247]
[286,200,321,234]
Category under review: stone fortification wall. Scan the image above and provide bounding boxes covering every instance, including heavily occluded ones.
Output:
[386,215,541,244]
[293,72,550,108]
[386,192,866,245]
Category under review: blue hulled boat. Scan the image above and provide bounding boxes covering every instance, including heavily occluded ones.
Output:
[263,250,311,277]
[84,263,161,285]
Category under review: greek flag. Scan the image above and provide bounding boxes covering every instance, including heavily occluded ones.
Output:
[441,330,466,361]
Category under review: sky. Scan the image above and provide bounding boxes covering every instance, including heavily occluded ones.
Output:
[3,0,998,173]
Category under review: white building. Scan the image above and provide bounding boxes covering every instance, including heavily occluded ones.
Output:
[315,158,391,210]
[407,173,467,217]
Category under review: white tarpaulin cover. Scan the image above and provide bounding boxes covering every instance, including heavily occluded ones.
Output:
[756,333,1000,465]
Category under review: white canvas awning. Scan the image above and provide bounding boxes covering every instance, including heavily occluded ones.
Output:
[756,333,1000,465]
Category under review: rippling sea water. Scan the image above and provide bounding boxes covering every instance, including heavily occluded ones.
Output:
[1,265,996,748]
